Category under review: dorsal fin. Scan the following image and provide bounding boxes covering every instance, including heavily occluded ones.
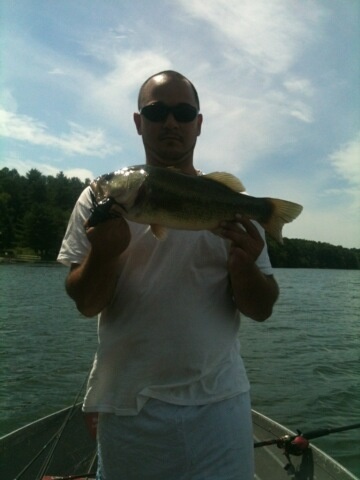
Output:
[203,172,245,192]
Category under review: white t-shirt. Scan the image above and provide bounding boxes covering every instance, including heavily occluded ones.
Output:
[58,187,273,415]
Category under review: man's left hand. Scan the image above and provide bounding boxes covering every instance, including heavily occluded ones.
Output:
[218,215,264,272]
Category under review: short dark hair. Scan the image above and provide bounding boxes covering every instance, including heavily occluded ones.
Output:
[137,70,200,110]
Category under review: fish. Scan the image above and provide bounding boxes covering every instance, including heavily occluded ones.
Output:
[88,164,303,243]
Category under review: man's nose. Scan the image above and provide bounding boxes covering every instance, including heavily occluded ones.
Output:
[163,112,179,127]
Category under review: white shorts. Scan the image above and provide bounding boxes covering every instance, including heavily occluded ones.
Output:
[96,392,254,480]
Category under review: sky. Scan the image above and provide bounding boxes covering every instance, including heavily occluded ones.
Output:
[1,0,359,248]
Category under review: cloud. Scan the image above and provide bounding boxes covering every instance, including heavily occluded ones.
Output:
[82,48,172,127]
[286,207,360,248]
[329,132,360,186]
[48,68,68,76]
[288,101,314,123]
[62,168,94,182]
[0,89,18,112]
[327,132,360,216]
[195,85,315,177]
[283,78,314,97]
[177,0,324,74]
[0,107,122,157]
[1,155,94,183]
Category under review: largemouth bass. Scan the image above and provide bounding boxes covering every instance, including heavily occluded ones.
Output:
[88,164,303,243]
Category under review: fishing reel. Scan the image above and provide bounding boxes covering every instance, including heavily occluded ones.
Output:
[276,432,312,477]
[277,431,310,456]
[255,420,360,478]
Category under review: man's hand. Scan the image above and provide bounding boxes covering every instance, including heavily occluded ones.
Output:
[219,215,264,271]
[85,215,131,260]
[66,216,131,317]
[214,215,279,321]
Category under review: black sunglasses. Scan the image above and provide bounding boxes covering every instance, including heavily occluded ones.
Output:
[140,102,199,123]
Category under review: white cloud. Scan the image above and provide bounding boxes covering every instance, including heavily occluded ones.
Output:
[329,133,360,186]
[286,207,360,248]
[0,107,122,157]
[0,89,18,112]
[195,85,314,177]
[327,133,360,219]
[288,101,314,123]
[79,24,137,67]
[48,68,68,76]
[177,0,323,74]
[83,50,172,127]
[283,77,314,97]
[1,156,94,183]
[62,168,94,181]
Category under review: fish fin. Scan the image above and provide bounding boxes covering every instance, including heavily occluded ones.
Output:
[262,199,303,244]
[203,172,246,192]
[151,224,168,241]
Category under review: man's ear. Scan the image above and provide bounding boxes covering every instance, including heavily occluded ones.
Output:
[133,113,142,135]
[197,113,203,136]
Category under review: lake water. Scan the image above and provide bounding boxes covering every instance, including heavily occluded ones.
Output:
[0,264,359,477]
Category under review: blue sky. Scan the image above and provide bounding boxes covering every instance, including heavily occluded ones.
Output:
[1,0,359,247]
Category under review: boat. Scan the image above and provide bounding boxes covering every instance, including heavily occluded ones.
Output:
[0,404,358,480]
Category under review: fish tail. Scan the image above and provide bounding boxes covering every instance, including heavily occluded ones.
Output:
[262,198,303,244]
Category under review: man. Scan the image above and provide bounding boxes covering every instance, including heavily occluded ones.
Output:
[58,70,279,479]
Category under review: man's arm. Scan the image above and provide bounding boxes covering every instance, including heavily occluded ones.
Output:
[220,216,279,321]
[65,217,131,317]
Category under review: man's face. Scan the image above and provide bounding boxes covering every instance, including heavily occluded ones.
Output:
[134,76,203,169]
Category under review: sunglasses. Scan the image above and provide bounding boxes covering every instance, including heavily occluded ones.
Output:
[140,102,199,123]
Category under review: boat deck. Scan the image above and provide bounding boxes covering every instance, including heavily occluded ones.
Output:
[0,405,358,480]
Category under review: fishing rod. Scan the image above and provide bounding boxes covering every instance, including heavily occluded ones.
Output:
[39,474,95,479]
[35,374,91,480]
[13,373,90,480]
[254,421,360,455]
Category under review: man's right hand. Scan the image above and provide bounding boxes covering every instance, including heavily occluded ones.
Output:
[66,216,131,317]
[85,216,131,260]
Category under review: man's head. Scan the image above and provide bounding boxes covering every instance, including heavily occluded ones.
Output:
[134,71,203,173]
[137,71,200,111]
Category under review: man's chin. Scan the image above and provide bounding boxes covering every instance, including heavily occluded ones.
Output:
[145,141,195,166]
[157,147,188,162]
[156,156,186,166]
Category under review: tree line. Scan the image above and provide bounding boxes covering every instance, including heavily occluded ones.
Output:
[266,237,359,270]
[0,167,359,268]
[0,167,89,260]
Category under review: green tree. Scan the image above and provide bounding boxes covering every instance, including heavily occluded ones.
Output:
[0,192,15,252]
[21,204,59,259]
[26,169,47,204]
[0,168,26,251]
